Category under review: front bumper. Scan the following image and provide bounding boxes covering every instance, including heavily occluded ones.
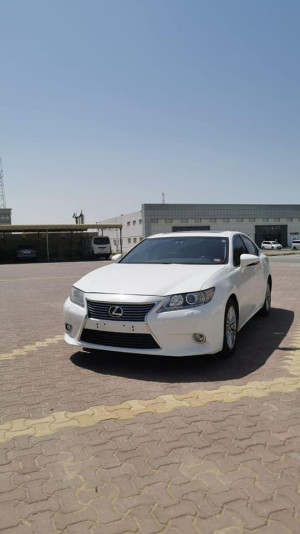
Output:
[64,294,225,357]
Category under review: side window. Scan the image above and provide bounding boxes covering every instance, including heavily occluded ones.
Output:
[241,235,259,256]
[233,235,247,267]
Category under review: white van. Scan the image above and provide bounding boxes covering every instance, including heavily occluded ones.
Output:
[81,236,111,259]
[291,239,300,250]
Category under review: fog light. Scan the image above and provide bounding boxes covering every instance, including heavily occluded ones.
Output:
[193,333,206,344]
[65,323,72,332]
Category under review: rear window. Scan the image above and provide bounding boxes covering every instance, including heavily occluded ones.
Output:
[94,237,110,245]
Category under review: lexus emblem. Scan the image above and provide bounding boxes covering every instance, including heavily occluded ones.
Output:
[108,305,123,318]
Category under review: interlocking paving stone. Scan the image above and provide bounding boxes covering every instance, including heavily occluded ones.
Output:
[1,260,300,532]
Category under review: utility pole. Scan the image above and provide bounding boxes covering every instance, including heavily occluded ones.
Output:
[0,158,6,208]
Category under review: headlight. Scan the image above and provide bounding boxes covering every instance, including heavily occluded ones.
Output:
[70,287,85,308]
[157,287,215,313]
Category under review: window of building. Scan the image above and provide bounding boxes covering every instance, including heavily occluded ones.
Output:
[194,218,202,223]
[236,218,244,222]
[128,238,131,243]
[164,219,173,223]
[133,220,136,225]
[210,218,217,223]
[151,218,158,223]
[127,221,130,226]
[139,219,142,224]
[180,219,188,223]
[222,218,229,223]
[133,237,137,243]
[248,218,255,222]
[140,237,143,241]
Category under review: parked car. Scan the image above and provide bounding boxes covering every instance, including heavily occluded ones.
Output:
[291,239,300,250]
[64,231,272,358]
[16,245,37,261]
[261,241,282,250]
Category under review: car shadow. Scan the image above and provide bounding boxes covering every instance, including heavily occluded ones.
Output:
[70,308,294,383]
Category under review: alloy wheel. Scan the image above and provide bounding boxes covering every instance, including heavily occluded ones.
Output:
[265,283,271,313]
[225,305,237,350]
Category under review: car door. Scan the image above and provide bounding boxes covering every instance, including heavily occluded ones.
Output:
[232,235,258,327]
[241,235,266,308]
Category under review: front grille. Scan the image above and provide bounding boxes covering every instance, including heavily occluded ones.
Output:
[87,301,155,322]
[80,329,160,349]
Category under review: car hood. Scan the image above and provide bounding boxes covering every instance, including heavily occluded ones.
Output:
[75,263,227,296]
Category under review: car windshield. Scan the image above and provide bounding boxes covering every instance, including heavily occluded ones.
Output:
[121,236,228,265]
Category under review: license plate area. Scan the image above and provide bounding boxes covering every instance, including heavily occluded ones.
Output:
[84,317,148,334]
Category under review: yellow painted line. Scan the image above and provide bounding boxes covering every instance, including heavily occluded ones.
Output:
[0,325,299,443]
[0,376,299,443]
[0,335,64,361]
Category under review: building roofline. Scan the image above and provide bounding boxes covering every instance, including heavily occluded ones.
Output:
[0,223,122,233]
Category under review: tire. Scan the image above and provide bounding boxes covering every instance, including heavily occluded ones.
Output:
[259,280,271,316]
[222,298,238,357]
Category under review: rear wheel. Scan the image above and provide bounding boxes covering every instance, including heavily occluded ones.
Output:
[222,298,238,357]
[259,280,271,316]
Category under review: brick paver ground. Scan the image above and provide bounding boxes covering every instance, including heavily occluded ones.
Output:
[0,258,299,533]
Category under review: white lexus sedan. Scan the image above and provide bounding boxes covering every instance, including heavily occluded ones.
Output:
[64,231,272,357]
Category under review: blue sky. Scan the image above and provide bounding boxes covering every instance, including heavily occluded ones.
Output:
[1,0,299,224]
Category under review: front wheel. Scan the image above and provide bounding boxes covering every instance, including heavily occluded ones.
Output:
[222,299,238,357]
[259,280,271,316]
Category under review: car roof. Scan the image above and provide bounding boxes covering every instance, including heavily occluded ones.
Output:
[148,231,244,239]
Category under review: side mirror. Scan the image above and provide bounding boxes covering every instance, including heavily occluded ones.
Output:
[240,253,259,270]
[111,253,122,262]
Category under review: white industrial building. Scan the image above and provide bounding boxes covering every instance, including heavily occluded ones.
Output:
[99,203,300,254]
